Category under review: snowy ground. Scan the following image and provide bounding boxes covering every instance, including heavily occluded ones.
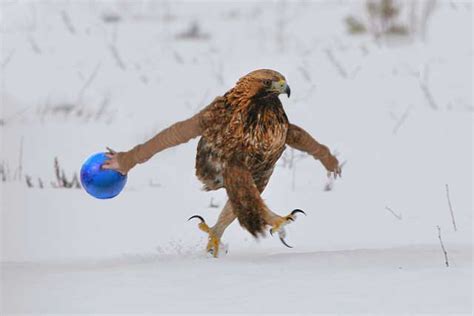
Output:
[3,245,471,314]
[1,1,472,314]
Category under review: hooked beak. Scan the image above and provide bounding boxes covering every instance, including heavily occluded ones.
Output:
[271,79,291,98]
[285,84,291,98]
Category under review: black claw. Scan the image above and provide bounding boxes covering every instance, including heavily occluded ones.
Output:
[188,215,205,223]
[280,237,293,248]
[269,229,273,236]
[291,209,306,216]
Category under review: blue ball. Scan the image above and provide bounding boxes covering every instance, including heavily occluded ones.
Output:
[80,152,127,199]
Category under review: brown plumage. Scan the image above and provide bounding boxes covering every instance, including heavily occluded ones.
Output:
[196,69,290,236]
[106,69,341,255]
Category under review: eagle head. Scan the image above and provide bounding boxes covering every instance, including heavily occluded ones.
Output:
[235,69,291,99]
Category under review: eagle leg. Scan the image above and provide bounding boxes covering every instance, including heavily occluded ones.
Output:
[188,215,226,258]
[269,209,306,248]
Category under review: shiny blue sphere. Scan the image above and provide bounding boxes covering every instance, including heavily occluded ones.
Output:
[80,152,127,199]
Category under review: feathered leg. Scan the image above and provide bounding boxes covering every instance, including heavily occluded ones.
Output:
[223,159,305,246]
[189,169,279,257]
[223,160,278,237]
[190,160,305,255]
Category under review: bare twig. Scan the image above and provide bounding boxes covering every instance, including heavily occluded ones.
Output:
[279,149,309,191]
[436,225,449,267]
[1,49,15,69]
[95,96,110,121]
[102,13,122,23]
[392,106,411,134]
[77,62,101,103]
[18,136,24,181]
[108,44,126,70]
[60,10,76,34]
[175,22,209,40]
[71,174,81,188]
[53,157,62,188]
[0,161,8,182]
[25,175,33,188]
[173,51,184,64]
[275,10,289,52]
[420,82,438,110]
[385,206,402,220]
[298,65,311,82]
[51,157,80,189]
[28,35,42,54]
[209,198,219,208]
[324,48,348,78]
[291,149,296,191]
[445,184,457,231]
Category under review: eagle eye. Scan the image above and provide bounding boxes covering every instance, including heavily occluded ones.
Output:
[262,79,271,87]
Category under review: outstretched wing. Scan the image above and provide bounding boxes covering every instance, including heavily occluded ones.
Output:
[286,123,340,174]
[111,99,224,174]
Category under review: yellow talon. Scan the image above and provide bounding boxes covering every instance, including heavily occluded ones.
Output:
[270,217,288,235]
[269,209,306,248]
[198,221,210,233]
[206,234,221,257]
[270,211,300,234]
[189,215,222,258]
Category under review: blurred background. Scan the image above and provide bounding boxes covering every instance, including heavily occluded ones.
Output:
[0,0,472,313]
[1,0,472,259]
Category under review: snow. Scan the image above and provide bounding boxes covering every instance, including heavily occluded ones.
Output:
[1,1,472,314]
[3,245,471,314]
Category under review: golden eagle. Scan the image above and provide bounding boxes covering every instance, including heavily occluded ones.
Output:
[104,69,341,257]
